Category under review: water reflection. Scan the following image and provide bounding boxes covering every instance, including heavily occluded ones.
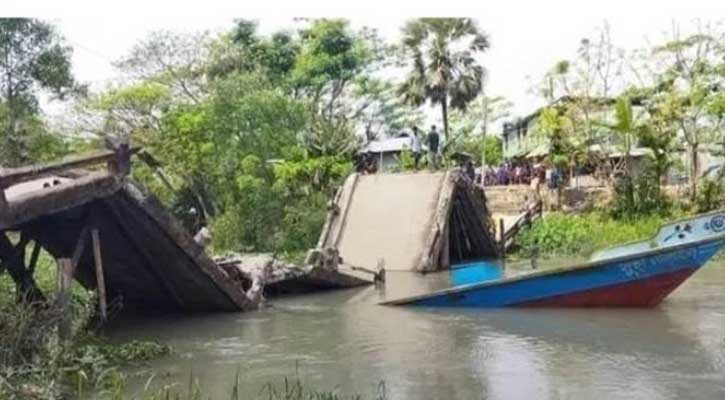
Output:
[110,260,725,400]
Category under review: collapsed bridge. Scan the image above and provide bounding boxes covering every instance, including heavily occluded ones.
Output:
[0,149,500,317]
[0,147,369,315]
[316,171,499,273]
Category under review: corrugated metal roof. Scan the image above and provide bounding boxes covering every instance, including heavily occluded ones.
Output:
[360,137,414,153]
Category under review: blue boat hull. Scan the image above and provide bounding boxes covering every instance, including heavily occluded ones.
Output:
[383,237,724,308]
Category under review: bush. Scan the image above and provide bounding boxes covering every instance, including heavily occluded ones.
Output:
[695,178,725,213]
[516,212,668,257]
[609,171,672,220]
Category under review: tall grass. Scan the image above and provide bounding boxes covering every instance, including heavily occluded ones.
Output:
[120,374,388,400]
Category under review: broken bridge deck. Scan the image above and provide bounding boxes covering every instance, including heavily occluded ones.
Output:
[317,170,498,272]
[0,149,256,313]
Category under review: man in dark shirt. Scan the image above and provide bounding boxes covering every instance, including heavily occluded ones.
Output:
[428,125,440,169]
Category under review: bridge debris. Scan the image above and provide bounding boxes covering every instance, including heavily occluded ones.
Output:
[216,253,371,297]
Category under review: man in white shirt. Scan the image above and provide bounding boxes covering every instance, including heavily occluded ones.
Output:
[411,126,423,169]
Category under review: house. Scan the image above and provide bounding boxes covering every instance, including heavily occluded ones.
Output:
[359,135,420,172]
[502,96,642,159]
[502,96,725,182]
[502,96,643,160]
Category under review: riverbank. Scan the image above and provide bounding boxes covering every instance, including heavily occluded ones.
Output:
[512,211,678,258]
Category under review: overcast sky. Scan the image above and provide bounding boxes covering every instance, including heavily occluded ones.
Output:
[10,0,725,122]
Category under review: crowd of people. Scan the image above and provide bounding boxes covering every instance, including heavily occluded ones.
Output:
[481,161,566,189]
[354,125,568,192]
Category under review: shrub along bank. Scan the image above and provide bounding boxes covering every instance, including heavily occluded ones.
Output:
[514,212,673,258]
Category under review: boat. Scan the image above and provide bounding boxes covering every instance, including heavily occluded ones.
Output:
[381,211,725,308]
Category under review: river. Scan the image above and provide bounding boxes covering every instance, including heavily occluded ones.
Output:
[109,258,725,399]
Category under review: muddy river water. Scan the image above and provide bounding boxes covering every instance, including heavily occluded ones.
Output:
[110,259,725,399]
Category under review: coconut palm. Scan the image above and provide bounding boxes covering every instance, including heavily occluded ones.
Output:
[398,18,490,140]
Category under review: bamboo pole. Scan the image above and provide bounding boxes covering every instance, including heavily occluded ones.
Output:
[0,189,7,214]
[91,229,108,322]
[499,218,506,268]
[56,258,73,339]
[70,226,89,275]
[28,241,41,275]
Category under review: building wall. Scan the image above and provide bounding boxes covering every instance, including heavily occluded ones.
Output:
[503,118,542,159]
[502,102,638,160]
[373,151,403,172]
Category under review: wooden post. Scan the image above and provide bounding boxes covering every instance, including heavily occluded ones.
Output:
[56,258,73,339]
[0,175,7,214]
[499,218,506,268]
[91,228,108,322]
[107,143,131,176]
[70,226,88,274]
[28,241,41,275]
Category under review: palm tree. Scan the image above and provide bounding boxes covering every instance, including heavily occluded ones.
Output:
[398,18,489,140]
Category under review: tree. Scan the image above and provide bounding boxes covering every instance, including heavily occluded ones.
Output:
[533,24,628,180]
[448,93,512,165]
[115,30,212,104]
[353,77,424,140]
[0,18,77,166]
[291,19,370,156]
[603,96,643,175]
[398,18,489,140]
[208,20,300,82]
[449,94,512,138]
[647,30,725,200]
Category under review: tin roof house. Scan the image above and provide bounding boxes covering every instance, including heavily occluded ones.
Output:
[360,135,422,172]
[502,96,648,161]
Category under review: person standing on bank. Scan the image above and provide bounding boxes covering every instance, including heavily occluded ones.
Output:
[411,126,422,170]
[428,125,440,169]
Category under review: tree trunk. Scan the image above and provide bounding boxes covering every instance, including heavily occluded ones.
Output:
[689,143,699,201]
[0,234,46,303]
[441,98,449,142]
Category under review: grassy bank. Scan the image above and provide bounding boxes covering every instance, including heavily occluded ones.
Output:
[0,243,174,399]
[513,212,675,258]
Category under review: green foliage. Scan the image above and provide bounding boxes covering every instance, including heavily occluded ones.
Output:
[646,30,725,200]
[0,103,74,163]
[535,107,586,169]
[76,373,388,400]
[107,20,385,256]
[446,135,502,166]
[354,77,424,139]
[80,340,171,365]
[610,168,672,220]
[516,212,668,256]
[695,178,725,213]
[91,82,172,143]
[0,18,78,166]
[399,18,490,139]
[448,95,513,138]
[292,19,369,89]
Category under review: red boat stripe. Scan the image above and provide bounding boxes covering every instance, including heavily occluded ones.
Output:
[515,267,698,308]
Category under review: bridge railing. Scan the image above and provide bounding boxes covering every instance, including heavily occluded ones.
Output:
[500,198,543,254]
[0,144,140,212]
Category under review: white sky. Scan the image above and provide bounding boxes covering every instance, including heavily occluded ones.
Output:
[6,0,725,122]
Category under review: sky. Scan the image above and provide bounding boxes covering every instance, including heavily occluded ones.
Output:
[7,0,725,123]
